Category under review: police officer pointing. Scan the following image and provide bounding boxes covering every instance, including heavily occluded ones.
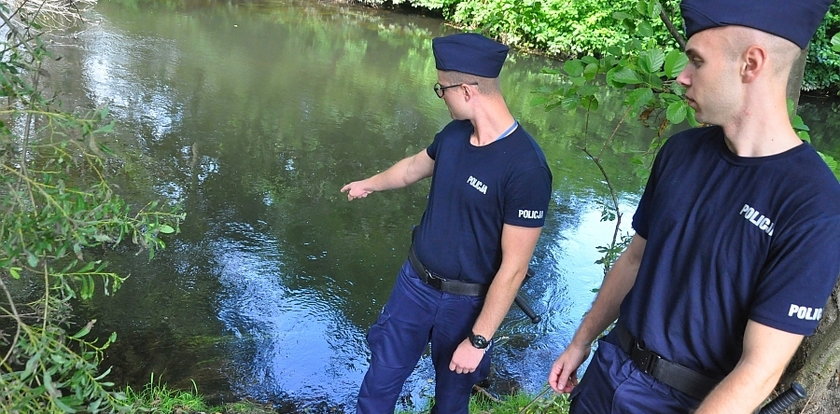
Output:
[343,33,552,413]
[548,1,840,413]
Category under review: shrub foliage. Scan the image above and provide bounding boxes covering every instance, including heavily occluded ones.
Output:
[0,2,183,412]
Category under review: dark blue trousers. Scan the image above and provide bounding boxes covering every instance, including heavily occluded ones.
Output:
[356,261,490,413]
[570,334,701,413]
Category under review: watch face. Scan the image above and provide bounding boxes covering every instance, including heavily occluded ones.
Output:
[470,333,489,349]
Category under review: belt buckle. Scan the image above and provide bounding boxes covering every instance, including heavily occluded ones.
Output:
[632,341,661,375]
[424,270,444,290]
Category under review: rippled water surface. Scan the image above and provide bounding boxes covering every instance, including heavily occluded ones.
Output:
[50,0,840,411]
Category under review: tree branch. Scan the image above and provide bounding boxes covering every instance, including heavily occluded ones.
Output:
[659,6,686,50]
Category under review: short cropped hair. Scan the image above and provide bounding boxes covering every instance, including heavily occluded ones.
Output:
[440,71,501,96]
[723,26,802,77]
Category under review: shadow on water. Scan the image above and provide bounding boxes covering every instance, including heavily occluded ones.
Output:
[51,0,839,412]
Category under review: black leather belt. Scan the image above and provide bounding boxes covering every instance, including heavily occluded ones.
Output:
[408,244,489,297]
[614,324,719,400]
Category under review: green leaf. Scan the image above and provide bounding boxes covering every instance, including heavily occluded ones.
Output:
[666,100,688,125]
[608,67,642,85]
[636,21,654,38]
[22,352,41,380]
[796,129,812,142]
[93,366,113,381]
[560,96,580,110]
[581,55,599,65]
[831,33,840,53]
[612,11,631,21]
[583,63,599,79]
[791,114,810,132]
[626,87,654,109]
[159,224,176,234]
[27,253,39,268]
[52,395,77,413]
[581,95,600,111]
[81,275,95,299]
[563,59,585,77]
[639,49,666,74]
[664,49,687,78]
[71,320,96,339]
[93,234,113,243]
[9,267,21,279]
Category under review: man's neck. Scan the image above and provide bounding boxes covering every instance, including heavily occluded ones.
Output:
[721,96,802,157]
[469,99,515,146]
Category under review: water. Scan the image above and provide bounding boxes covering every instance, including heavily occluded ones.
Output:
[46,0,840,412]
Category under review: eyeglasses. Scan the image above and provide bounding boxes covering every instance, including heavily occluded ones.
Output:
[433,82,478,98]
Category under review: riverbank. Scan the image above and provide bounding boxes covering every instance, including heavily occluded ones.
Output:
[344,0,840,94]
[124,380,571,413]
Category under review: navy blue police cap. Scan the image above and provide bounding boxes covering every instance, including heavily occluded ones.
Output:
[681,0,834,49]
[432,33,509,78]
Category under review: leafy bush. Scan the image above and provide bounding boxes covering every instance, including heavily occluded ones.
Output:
[803,2,840,92]
[353,0,839,93]
[450,0,680,58]
[0,2,183,412]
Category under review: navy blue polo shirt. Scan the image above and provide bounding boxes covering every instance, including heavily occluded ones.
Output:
[412,120,552,285]
[623,126,840,379]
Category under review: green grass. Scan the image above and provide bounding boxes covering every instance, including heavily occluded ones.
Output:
[124,376,570,413]
[396,386,571,414]
[469,388,570,414]
[123,374,275,413]
[123,374,213,413]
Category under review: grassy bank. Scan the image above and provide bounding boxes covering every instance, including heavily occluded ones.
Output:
[124,380,571,413]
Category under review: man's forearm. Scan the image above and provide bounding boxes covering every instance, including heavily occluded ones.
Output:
[570,235,645,347]
[367,157,419,191]
[696,321,803,414]
[695,365,780,413]
[470,266,528,340]
[471,225,542,340]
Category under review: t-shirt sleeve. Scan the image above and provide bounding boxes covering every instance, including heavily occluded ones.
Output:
[749,215,840,335]
[503,165,552,227]
[632,145,668,239]
[426,132,441,160]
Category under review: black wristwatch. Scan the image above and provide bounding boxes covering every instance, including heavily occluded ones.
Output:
[469,332,490,350]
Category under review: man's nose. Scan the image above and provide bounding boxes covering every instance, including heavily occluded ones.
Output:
[676,67,691,87]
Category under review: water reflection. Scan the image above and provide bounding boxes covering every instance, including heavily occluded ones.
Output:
[211,221,367,408]
[53,0,838,412]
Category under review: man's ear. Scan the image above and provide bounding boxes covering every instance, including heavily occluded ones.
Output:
[462,83,473,100]
[742,45,767,83]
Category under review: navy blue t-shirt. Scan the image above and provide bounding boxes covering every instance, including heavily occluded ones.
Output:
[622,126,840,379]
[413,120,552,285]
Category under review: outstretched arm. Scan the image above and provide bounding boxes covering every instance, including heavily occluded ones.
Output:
[449,224,543,374]
[695,321,803,413]
[340,149,434,200]
[548,234,646,393]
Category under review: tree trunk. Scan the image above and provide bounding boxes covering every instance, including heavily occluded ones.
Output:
[786,48,808,109]
[774,47,840,414]
[777,284,840,413]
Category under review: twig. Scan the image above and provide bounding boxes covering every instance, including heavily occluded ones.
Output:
[0,274,22,367]
[659,4,686,50]
[41,262,48,331]
[580,107,631,272]
[518,384,554,413]
[472,384,502,403]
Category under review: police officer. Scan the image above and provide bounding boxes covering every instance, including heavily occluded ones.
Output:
[342,33,552,413]
[548,1,840,412]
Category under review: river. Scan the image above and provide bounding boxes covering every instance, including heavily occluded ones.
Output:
[46,0,840,412]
